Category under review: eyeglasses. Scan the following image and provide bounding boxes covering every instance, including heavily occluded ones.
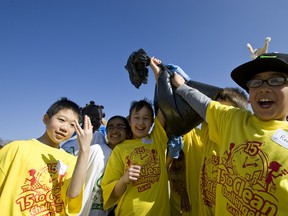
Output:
[246,77,288,88]
[106,125,127,132]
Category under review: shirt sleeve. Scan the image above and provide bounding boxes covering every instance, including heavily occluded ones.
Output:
[175,84,211,121]
[101,147,124,210]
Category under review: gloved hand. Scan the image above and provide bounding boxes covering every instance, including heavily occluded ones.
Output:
[166,64,191,81]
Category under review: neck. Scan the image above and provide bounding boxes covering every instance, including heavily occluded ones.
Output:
[37,134,60,149]
[107,143,114,149]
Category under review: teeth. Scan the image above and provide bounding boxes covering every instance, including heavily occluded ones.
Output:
[259,98,272,102]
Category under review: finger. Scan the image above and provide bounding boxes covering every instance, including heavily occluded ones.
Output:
[83,115,92,130]
[83,115,87,129]
[131,165,141,170]
[74,120,81,133]
[88,116,92,130]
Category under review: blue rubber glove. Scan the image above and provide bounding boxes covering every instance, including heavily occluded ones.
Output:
[166,64,191,81]
[167,136,184,159]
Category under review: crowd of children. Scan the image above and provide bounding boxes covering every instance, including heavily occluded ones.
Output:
[1,51,288,216]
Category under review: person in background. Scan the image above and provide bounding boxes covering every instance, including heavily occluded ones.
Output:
[0,97,93,215]
[98,118,107,138]
[169,149,191,216]
[171,52,288,215]
[62,100,106,155]
[80,115,131,216]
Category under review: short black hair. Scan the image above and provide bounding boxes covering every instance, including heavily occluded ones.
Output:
[128,98,154,120]
[46,97,81,121]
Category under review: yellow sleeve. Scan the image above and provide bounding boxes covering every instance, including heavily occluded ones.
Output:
[101,147,124,210]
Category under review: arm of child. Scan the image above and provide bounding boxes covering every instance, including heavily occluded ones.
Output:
[171,72,211,121]
[112,165,141,198]
[149,56,162,81]
[149,57,166,128]
[66,115,93,198]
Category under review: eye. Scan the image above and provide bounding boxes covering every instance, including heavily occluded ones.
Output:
[269,77,284,85]
[58,118,65,122]
[117,125,126,130]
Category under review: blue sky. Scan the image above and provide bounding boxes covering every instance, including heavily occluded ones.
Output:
[1,0,288,140]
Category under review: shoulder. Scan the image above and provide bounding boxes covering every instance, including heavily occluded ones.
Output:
[112,139,136,151]
[0,139,37,160]
[4,139,35,149]
[207,101,248,117]
[151,117,168,141]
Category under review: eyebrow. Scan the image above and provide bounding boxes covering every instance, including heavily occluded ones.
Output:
[107,123,126,127]
[253,72,286,79]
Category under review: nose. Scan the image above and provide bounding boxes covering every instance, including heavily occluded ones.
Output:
[138,118,146,124]
[60,123,68,133]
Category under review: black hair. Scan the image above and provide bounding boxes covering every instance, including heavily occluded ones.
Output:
[81,101,105,118]
[216,87,248,109]
[46,97,81,121]
[128,98,154,120]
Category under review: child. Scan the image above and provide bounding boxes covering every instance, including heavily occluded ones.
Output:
[182,87,248,216]
[80,115,131,216]
[0,97,93,215]
[62,100,106,155]
[171,53,288,215]
[102,57,169,215]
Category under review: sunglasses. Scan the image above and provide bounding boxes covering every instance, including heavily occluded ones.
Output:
[246,77,288,88]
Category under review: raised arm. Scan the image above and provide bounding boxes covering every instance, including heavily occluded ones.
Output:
[149,56,162,82]
[149,56,166,127]
[171,72,211,121]
[66,115,93,198]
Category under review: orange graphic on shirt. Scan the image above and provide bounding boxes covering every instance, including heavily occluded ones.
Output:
[16,162,67,215]
[200,140,288,215]
[126,146,161,192]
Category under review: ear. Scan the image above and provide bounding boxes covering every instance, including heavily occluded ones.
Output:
[43,114,50,125]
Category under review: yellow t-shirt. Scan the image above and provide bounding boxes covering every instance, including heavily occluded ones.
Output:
[101,118,169,216]
[183,122,220,216]
[207,101,288,215]
[0,139,83,215]
[182,127,203,216]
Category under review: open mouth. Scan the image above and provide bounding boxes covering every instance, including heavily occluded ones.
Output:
[258,98,274,108]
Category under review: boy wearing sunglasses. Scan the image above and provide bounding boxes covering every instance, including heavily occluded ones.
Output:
[171,53,288,215]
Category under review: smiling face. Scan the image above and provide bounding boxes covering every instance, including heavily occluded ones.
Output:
[44,108,79,147]
[106,117,129,149]
[248,71,288,121]
[129,106,153,139]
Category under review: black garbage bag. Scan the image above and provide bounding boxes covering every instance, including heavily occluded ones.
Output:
[125,48,223,138]
[154,64,222,137]
[125,48,150,89]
